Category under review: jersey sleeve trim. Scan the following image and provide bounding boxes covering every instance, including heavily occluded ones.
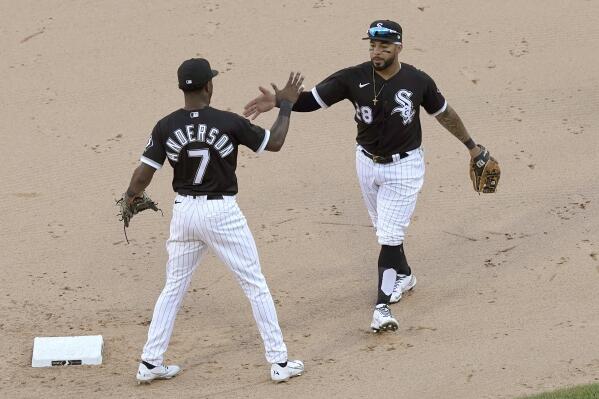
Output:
[429,100,448,117]
[311,87,329,109]
[140,156,163,170]
[256,129,270,154]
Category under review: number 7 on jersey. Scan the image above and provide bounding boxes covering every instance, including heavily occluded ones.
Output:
[188,149,211,185]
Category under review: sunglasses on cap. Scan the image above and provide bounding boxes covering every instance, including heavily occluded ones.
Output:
[368,26,399,37]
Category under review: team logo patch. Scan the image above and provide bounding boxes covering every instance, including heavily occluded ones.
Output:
[145,135,153,149]
[391,89,415,125]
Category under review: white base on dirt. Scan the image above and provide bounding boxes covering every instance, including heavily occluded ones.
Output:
[32,335,103,367]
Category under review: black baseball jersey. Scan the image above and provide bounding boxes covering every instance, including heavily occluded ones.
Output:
[311,62,446,155]
[140,107,269,195]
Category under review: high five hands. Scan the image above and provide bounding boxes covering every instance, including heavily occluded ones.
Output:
[243,72,304,120]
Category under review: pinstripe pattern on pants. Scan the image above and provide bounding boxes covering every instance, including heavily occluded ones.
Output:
[355,146,425,246]
[141,194,288,365]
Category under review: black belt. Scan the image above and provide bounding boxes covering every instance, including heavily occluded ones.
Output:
[361,148,409,164]
[178,194,225,200]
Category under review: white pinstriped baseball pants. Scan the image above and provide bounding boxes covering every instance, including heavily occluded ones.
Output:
[356,146,425,246]
[141,194,288,365]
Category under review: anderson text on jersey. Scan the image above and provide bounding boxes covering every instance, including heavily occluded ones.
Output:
[164,124,234,162]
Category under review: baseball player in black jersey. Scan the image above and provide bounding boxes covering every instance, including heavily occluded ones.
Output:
[244,20,497,332]
[122,58,305,383]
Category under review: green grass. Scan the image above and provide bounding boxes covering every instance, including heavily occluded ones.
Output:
[519,383,599,398]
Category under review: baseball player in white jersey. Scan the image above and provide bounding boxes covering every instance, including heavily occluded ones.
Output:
[243,20,497,332]
[122,58,305,383]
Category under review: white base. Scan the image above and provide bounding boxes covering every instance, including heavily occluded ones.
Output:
[32,335,103,367]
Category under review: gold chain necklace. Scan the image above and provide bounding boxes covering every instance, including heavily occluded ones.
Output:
[372,67,386,105]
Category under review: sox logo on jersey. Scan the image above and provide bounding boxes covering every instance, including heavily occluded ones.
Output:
[391,89,415,125]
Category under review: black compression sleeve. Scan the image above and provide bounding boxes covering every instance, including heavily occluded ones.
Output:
[291,91,321,112]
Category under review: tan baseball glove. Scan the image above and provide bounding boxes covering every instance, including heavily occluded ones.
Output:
[116,192,162,242]
[117,191,161,227]
[469,145,500,193]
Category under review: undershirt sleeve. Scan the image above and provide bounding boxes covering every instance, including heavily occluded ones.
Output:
[292,91,321,112]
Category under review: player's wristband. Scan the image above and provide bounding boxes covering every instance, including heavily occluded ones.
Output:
[464,138,476,150]
[279,100,293,115]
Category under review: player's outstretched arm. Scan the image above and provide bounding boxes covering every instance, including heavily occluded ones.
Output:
[435,104,482,158]
[264,72,304,152]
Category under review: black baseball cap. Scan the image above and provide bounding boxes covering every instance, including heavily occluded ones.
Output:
[177,58,218,91]
[362,20,402,44]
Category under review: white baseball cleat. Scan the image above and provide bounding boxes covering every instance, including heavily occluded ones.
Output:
[137,362,181,384]
[271,360,304,382]
[390,274,417,304]
[371,304,399,332]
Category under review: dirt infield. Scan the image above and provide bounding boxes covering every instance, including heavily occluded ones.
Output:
[1,1,598,398]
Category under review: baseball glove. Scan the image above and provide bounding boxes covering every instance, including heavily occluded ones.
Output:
[116,192,162,242]
[469,145,500,193]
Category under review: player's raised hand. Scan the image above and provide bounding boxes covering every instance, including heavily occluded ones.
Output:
[243,72,304,120]
[273,72,304,105]
[243,86,276,120]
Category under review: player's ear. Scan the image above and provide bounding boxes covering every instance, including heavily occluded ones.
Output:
[205,80,213,95]
[395,44,403,55]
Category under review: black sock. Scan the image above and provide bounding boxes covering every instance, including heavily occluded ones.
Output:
[142,361,156,369]
[379,244,411,276]
[396,244,411,276]
[376,244,413,304]
[277,361,287,367]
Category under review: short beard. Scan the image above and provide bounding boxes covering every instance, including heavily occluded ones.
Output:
[372,57,394,71]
